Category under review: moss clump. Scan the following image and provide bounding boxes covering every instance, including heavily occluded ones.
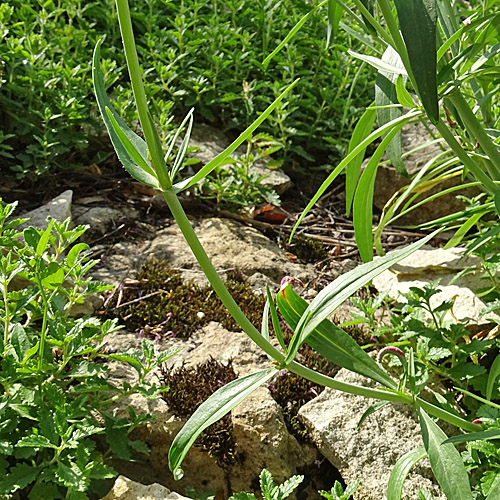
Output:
[106,259,266,339]
[269,321,338,441]
[286,236,329,263]
[160,357,240,466]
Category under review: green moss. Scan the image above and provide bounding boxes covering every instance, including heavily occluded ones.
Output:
[160,358,241,466]
[105,259,266,339]
[287,236,330,263]
[269,321,338,441]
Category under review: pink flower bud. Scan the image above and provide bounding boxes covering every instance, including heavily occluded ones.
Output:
[377,346,405,363]
[463,17,471,26]
[472,419,482,424]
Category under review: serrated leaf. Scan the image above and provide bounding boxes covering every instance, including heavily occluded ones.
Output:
[418,409,473,500]
[229,493,257,500]
[92,40,159,188]
[448,363,486,380]
[387,447,427,500]
[394,0,439,123]
[169,368,277,480]
[277,473,304,499]
[260,469,275,499]
[55,462,88,491]
[10,323,33,361]
[17,435,58,449]
[36,219,54,255]
[0,463,40,494]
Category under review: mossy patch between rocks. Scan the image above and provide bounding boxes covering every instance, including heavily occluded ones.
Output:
[160,357,241,467]
[105,259,266,339]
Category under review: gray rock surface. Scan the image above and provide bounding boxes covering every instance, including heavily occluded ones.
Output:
[18,190,73,230]
[101,476,192,500]
[298,369,445,500]
[72,205,139,235]
[372,246,495,322]
[93,217,314,290]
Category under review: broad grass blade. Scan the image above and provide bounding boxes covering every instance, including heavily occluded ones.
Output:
[349,50,408,75]
[418,408,473,500]
[375,46,406,176]
[327,0,342,48]
[394,0,439,124]
[353,125,402,261]
[92,40,159,188]
[168,368,277,480]
[173,80,299,192]
[345,108,377,216]
[284,230,439,365]
[387,447,427,500]
[486,352,500,400]
[277,287,396,387]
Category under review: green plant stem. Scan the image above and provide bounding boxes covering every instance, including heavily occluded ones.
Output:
[446,91,500,180]
[435,120,498,194]
[35,279,50,372]
[115,0,170,188]
[2,280,10,347]
[163,190,478,431]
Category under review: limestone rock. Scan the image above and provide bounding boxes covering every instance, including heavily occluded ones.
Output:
[372,246,495,322]
[72,205,139,235]
[18,190,73,230]
[298,369,445,500]
[101,476,192,500]
[372,122,478,224]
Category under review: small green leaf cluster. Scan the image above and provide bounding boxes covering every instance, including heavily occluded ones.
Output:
[229,468,304,500]
[318,479,360,500]
[0,200,177,499]
[198,133,283,210]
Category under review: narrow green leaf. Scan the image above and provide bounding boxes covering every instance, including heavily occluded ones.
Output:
[170,110,194,179]
[418,488,434,500]
[263,1,327,68]
[396,75,416,108]
[266,285,286,353]
[291,109,422,242]
[173,80,300,192]
[36,219,54,256]
[284,230,438,364]
[92,40,159,188]
[418,408,473,500]
[327,0,343,48]
[349,50,408,76]
[443,429,500,445]
[444,212,485,249]
[345,108,377,216]
[105,107,154,175]
[356,401,390,430]
[494,192,500,218]
[487,352,500,401]
[277,287,396,387]
[169,368,277,480]
[394,0,439,123]
[353,125,403,261]
[375,46,406,176]
[387,447,427,500]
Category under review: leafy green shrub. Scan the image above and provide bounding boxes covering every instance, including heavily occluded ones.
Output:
[0,0,372,179]
[0,200,177,498]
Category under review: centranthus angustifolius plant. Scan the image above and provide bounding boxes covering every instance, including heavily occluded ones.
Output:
[93,0,498,498]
